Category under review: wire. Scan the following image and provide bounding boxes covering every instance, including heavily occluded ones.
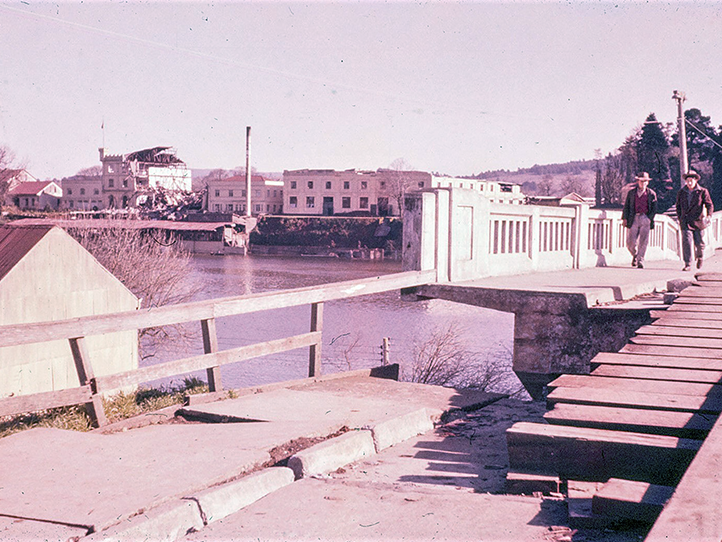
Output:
[685,119,722,151]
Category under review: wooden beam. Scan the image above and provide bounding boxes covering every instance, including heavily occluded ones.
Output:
[549,374,720,397]
[0,385,93,417]
[544,403,716,439]
[591,364,722,385]
[95,331,322,391]
[308,303,323,378]
[650,310,722,321]
[621,343,722,359]
[592,478,674,524]
[68,337,107,427]
[592,351,722,371]
[0,270,437,348]
[201,318,222,392]
[506,421,701,485]
[645,317,722,329]
[546,386,722,413]
[630,335,722,350]
[636,325,722,340]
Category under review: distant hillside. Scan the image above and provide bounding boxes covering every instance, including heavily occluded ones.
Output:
[474,159,598,198]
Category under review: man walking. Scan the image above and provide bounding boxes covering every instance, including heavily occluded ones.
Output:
[622,172,657,268]
[676,170,714,271]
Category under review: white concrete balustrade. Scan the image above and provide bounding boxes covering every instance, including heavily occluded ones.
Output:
[403,187,722,282]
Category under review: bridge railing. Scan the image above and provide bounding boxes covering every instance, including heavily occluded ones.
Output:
[403,187,722,282]
[0,270,435,427]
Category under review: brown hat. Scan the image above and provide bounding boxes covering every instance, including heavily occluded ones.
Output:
[683,170,700,180]
[635,172,652,182]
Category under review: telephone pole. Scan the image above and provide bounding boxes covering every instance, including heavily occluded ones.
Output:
[245,126,252,217]
[673,90,689,185]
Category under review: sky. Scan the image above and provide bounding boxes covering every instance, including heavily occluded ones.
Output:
[1,1,722,180]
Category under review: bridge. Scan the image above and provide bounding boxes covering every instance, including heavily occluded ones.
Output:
[1,187,722,540]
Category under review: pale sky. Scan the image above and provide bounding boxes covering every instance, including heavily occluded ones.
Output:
[1,1,722,180]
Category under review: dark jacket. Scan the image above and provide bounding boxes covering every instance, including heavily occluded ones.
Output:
[622,187,658,229]
[676,185,714,230]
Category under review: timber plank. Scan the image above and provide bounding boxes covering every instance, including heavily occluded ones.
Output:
[649,310,722,321]
[549,374,720,397]
[546,386,722,413]
[544,403,715,439]
[592,351,722,371]
[677,287,722,297]
[663,303,722,313]
[636,325,722,339]
[644,317,722,329]
[592,478,674,524]
[621,343,722,359]
[0,385,93,417]
[630,335,722,350]
[506,421,701,485]
[673,297,722,306]
[591,364,722,384]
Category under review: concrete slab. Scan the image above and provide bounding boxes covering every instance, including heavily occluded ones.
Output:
[288,430,376,479]
[0,515,89,542]
[182,477,565,542]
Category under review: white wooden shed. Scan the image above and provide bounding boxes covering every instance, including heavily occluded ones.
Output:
[0,225,139,398]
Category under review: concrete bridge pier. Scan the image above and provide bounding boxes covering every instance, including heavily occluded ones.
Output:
[414,284,653,399]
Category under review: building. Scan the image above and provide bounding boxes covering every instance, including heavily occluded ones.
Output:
[206,175,284,215]
[0,168,38,194]
[99,146,191,209]
[5,180,62,210]
[0,225,139,398]
[61,175,104,211]
[282,169,525,216]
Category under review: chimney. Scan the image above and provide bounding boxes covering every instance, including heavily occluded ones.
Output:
[98,147,105,161]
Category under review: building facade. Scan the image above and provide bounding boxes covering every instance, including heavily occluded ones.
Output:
[5,180,62,210]
[99,146,191,209]
[282,169,524,216]
[61,175,104,211]
[206,175,284,215]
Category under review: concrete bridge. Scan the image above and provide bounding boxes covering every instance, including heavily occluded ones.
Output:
[402,187,722,396]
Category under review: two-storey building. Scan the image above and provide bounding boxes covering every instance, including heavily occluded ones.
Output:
[61,175,103,211]
[206,175,284,215]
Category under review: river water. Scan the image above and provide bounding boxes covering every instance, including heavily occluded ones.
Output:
[143,255,519,395]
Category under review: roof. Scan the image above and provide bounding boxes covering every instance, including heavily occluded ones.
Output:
[0,169,23,184]
[213,175,268,184]
[0,225,53,282]
[8,181,58,196]
[125,147,184,164]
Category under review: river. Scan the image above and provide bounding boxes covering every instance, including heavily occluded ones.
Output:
[142,254,520,395]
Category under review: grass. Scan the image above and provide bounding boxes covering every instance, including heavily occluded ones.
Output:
[0,377,209,440]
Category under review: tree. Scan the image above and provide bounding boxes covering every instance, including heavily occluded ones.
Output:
[637,113,673,209]
[537,175,554,196]
[76,165,102,176]
[600,153,626,206]
[560,175,588,196]
[68,224,202,359]
[0,145,17,208]
[385,158,416,214]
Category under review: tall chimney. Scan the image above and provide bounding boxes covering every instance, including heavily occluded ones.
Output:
[245,126,252,217]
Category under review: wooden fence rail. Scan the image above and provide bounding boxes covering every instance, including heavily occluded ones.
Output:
[0,270,436,427]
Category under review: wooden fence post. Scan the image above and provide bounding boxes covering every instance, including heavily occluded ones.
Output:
[308,302,323,377]
[201,318,222,392]
[68,337,108,428]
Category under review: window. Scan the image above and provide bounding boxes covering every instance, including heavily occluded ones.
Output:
[273,190,277,197]
[69,201,74,208]
[122,179,128,188]
[229,190,234,197]
[67,188,73,195]
[267,189,271,197]
[267,204,270,212]
[255,204,262,213]
[80,188,85,195]
[214,204,221,211]
[326,181,332,189]
[94,188,99,195]
[242,190,247,197]
[308,181,314,189]
[255,190,261,197]
[342,197,351,209]
[108,179,114,188]
[306,196,315,208]
[343,181,350,190]
[290,196,298,208]
[227,204,233,212]
[360,197,369,209]
[290,181,297,189]
[215,190,220,197]
[380,181,386,188]
[418,182,425,188]
[361,181,368,189]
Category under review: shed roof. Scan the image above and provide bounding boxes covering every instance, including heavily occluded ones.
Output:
[8,181,58,196]
[0,225,53,282]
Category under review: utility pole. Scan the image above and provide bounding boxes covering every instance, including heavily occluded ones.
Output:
[673,90,689,185]
[245,126,252,217]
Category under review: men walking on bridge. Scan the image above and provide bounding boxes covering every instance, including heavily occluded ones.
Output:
[622,172,658,269]
[676,170,713,271]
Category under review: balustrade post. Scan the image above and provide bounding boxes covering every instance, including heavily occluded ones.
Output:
[201,318,222,392]
[308,302,323,377]
[68,337,108,428]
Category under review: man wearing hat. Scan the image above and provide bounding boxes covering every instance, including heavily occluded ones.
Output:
[622,172,658,268]
[676,170,714,271]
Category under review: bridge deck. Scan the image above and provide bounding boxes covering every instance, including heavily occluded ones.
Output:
[506,271,722,539]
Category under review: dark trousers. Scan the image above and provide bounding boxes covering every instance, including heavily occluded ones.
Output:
[681,229,705,264]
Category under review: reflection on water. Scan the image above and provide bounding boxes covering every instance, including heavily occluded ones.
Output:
[144,254,517,393]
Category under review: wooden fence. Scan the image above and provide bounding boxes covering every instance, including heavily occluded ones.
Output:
[0,270,436,427]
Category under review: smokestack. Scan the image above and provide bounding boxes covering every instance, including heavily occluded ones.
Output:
[245,126,252,217]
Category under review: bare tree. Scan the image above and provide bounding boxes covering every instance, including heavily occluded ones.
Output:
[537,174,554,196]
[0,145,17,208]
[385,158,416,215]
[76,165,102,176]
[68,224,202,358]
[408,324,471,386]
